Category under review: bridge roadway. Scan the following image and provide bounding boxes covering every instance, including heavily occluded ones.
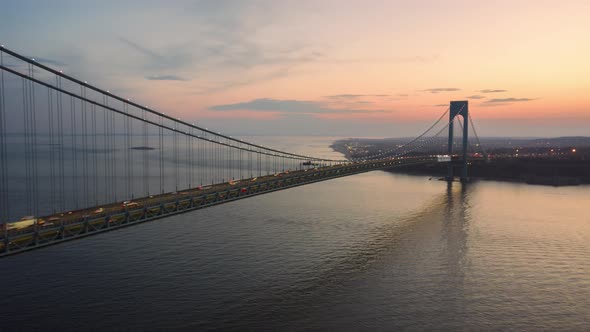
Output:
[0,156,440,257]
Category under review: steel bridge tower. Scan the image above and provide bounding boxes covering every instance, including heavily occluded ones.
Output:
[447,100,469,182]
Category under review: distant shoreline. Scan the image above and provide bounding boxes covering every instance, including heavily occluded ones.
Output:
[330,139,590,187]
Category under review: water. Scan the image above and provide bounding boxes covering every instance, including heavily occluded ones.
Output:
[1,134,342,221]
[1,137,589,331]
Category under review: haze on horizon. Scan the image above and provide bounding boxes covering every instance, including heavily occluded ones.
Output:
[1,0,589,138]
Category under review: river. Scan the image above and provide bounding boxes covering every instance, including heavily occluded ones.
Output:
[1,136,589,331]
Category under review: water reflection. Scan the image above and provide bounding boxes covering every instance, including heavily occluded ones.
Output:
[215,180,478,329]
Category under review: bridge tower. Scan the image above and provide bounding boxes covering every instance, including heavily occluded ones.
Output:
[447,100,469,182]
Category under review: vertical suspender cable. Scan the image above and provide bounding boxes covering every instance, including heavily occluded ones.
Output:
[29,64,39,217]
[107,96,114,202]
[200,131,204,186]
[214,138,217,183]
[70,95,78,209]
[186,128,190,189]
[173,121,178,191]
[189,127,193,189]
[57,77,65,212]
[91,103,97,205]
[248,148,252,178]
[0,51,8,222]
[127,103,131,198]
[239,142,243,180]
[208,136,212,185]
[159,116,164,195]
[111,98,117,202]
[213,137,216,185]
[143,109,149,196]
[209,135,213,185]
[103,97,109,203]
[124,103,131,199]
[81,86,88,208]
[129,105,134,198]
[22,78,31,214]
[48,88,55,212]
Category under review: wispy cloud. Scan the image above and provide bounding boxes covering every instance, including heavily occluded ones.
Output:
[119,38,161,60]
[485,98,535,103]
[424,88,460,94]
[195,68,291,94]
[479,89,507,93]
[146,75,187,81]
[209,98,389,114]
[325,94,389,99]
[119,37,192,71]
[114,4,342,93]
[433,104,448,107]
[466,95,485,99]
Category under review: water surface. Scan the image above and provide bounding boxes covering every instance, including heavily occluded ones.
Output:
[1,137,589,331]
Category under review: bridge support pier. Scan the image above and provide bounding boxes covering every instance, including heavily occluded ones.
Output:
[447,101,469,182]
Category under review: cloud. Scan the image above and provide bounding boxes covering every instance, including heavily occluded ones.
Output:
[209,98,389,114]
[326,94,365,99]
[397,94,409,97]
[145,75,187,81]
[325,94,389,99]
[119,37,192,71]
[423,88,460,94]
[479,89,507,93]
[119,38,161,60]
[114,4,344,93]
[195,68,291,94]
[119,28,325,92]
[484,98,535,103]
[466,95,485,99]
[433,104,448,107]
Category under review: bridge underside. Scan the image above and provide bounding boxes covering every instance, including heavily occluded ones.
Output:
[1,156,442,257]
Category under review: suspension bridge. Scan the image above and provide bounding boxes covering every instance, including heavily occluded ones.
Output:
[0,46,486,257]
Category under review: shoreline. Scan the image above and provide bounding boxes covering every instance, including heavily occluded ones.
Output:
[330,140,590,187]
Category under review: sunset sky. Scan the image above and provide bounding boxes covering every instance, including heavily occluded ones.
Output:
[1,0,589,137]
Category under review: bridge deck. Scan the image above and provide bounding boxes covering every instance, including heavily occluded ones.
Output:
[0,157,438,257]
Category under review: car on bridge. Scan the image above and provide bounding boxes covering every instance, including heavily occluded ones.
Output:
[6,216,40,230]
[121,201,139,209]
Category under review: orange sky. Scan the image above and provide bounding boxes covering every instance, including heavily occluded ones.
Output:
[2,0,589,136]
